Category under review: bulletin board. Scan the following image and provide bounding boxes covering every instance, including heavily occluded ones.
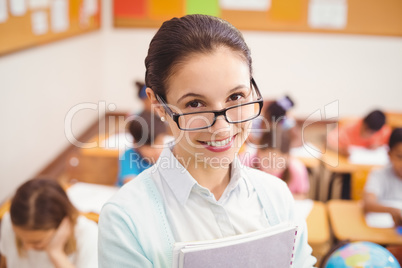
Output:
[113,0,402,37]
[0,0,101,56]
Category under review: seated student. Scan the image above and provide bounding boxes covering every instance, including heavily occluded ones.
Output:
[248,96,298,147]
[0,178,98,268]
[117,111,166,186]
[328,110,391,156]
[243,130,310,200]
[265,95,296,132]
[363,128,402,227]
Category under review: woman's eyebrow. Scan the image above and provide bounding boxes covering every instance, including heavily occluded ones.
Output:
[176,85,249,104]
[177,93,204,104]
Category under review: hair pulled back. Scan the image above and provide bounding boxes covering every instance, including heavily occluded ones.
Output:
[145,14,252,101]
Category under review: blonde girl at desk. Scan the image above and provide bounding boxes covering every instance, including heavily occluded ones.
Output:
[0,179,98,268]
[98,14,316,267]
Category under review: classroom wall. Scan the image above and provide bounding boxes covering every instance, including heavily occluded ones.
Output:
[0,33,105,202]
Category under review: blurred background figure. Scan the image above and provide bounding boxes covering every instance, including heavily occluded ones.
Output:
[327,109,392,199]
[242,130,310,200]
[248,95,298,148]
[363,127,402,227]
[117,110,167,186]
[0,178,98,268]
[327,109,391,156]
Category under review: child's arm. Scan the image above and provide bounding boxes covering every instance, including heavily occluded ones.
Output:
[45,218,75,268]
[363,192,402,226]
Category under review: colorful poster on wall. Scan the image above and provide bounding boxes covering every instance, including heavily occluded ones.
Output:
[1,0,100,56]
[69,0,80,21]
[270,0,302,22]
[114,0,146,18]
[187,0,220,16]
[149,0,183,20]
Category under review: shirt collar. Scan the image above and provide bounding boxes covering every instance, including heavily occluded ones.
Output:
[231,155,254,198]
[155,144,197,205]
[155,145,254,205]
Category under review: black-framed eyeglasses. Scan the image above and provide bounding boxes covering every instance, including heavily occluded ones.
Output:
[156,78,264,131]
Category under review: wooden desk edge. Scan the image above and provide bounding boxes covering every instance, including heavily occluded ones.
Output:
[327,200,402,244]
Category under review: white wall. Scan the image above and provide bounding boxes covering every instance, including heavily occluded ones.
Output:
[246,32,402,117]
[0,33,104,201]
[1,0,401,201]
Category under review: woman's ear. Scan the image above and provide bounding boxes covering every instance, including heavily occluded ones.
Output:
[146,88,166,119]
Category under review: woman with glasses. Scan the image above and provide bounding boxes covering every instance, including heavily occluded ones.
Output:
[98,14,316,267]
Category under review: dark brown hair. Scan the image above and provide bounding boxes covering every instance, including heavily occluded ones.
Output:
[363,110,386,131]
[389,128,402,150]
[10,178,78,255]
[258,130,291,154]
[129,110,166,146]
[145,14,252,101]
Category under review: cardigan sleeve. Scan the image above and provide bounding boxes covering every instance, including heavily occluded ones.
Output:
[98,202,153,268]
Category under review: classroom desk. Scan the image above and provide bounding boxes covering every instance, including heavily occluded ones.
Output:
[319,150,380,201]
[306,201,331,262]
[327,200,402,245]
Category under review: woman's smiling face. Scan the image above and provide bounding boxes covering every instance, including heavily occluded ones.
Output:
[161,47,254,168]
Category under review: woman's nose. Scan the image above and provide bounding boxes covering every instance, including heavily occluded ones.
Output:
[209,115,231,135]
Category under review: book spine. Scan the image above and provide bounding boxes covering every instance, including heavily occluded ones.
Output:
[290,229,298,267]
